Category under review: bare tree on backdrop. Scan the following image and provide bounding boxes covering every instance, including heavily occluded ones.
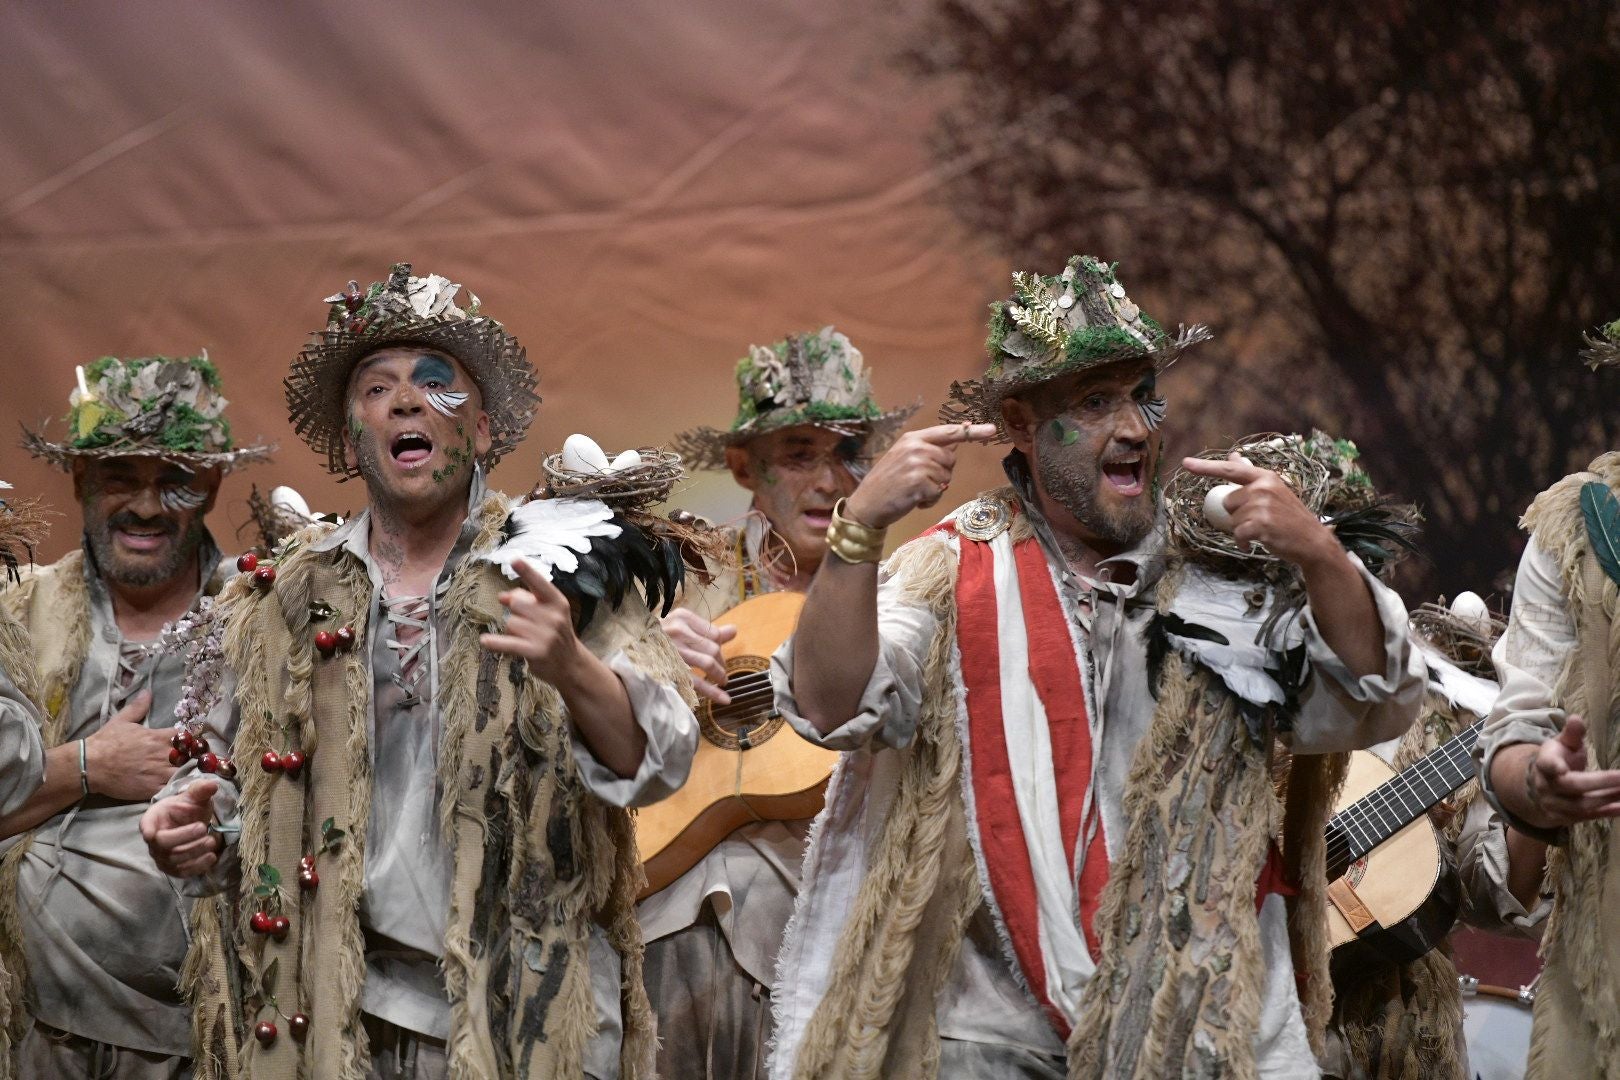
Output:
[904,0,1620,599]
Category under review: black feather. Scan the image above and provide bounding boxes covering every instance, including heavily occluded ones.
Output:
[545,510,687,630]
[1324,503,1419,578]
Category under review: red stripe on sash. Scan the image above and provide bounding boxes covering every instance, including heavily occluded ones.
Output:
[1011,538,1109,958]
[954,533,1060,1030]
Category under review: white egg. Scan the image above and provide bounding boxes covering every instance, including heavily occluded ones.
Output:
[561,433,610,474]
[1450,590,1491,628]
[269,485,312,520]
[1202,483,1241,533]
[608,449,642,473]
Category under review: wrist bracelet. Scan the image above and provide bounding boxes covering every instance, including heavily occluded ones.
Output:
[78,739,90,798]
[826,498,886,565]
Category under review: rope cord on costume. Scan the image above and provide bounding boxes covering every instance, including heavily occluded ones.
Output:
[380,593,436,708]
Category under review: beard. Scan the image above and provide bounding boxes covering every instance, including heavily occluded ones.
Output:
[86,510,206,589]
[1033,432,1157,550]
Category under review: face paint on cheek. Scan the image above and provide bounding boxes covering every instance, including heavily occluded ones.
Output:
[1049,418,1080,446]
[1139,396,1168,430]
[425,390,468,417]
[159,485,208,512]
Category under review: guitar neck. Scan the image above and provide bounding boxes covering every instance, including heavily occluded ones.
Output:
[1328,720,1483,864]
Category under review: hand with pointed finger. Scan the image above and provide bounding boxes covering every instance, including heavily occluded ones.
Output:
[481,557,593,687]
[661,608,737,704]
[1519,716,1620,828]
[1181,452,1341,571]
[844,423,1000,530]
[141,780,223,878]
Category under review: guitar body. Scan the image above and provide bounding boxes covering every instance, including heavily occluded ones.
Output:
[1326,749,1461,966]
[635,591,838,898]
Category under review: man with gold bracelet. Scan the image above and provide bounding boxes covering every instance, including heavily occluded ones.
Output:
[771,256,1423,1078]
[647,327,915,1078]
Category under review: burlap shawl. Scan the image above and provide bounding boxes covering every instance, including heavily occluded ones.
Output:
[1511,451,1620,1079]
[186,492,690,1079]
[785,518,1342,1080]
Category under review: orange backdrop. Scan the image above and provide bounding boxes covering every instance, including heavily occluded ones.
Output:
[1,0,1225,559]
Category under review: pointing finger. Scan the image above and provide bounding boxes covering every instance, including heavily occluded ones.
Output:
[917,422,999,446]
[509,558,567,607]
[1181,453,1266,484]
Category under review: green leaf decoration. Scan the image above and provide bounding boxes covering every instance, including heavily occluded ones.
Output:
[320,817,335,837]
[1581,481,1620,588]
[258,863,281,889]
[253,884,271,898]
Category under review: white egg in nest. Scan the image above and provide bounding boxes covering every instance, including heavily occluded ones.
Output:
[608,449,642,473]
[561,433,611,474]
[1449,590,1492,630]
[269,486,312,520]
[1202,484,1241,533]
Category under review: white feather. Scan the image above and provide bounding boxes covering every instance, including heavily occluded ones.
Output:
[482,498,621,581]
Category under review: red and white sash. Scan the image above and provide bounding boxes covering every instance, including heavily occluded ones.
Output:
[952,522,1109,1038]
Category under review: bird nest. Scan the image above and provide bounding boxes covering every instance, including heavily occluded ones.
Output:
[1164,433,1335,577]
[539,447,684,512]
[1410,601,1505,676]
[244,485,316,554]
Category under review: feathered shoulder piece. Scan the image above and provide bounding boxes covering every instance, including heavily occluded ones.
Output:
[483,496,684,629]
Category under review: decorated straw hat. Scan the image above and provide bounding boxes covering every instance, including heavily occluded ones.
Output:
[23,353,272,472]
[285,263,539,477]
[1581,318,1620,371]
[673,326,919,471]
[941,255,1211,436]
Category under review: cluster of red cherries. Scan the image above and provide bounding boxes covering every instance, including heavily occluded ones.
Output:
[254,1011,309,1047]
[236,551,276,587]
[169,727,235,779]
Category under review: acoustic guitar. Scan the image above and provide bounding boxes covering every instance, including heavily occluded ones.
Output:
[1323,720,1482,964]
[635,590,839,898]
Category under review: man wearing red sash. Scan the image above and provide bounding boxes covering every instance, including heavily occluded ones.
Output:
[770,256,1425,1078]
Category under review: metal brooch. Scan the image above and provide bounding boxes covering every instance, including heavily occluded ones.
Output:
[957,498,1011,542]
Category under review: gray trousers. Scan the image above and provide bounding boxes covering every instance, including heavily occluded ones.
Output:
[362,1014,448,1080]
[18,1021,190,1080]
[642,905,773,1080]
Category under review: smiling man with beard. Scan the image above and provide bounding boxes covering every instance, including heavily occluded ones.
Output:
[0,355,269,1080]
[769,256,1425,1079]
[142,264,698,1080]
[647,328,915,1079]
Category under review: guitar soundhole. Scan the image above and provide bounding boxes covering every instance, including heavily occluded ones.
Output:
[698,656,785,751]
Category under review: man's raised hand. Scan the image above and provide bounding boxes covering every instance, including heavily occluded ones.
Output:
[87,690,175,802]
[481,557,591,687]
[662,609,737,704]
[141,780,222,878]
[1182,452,1341,570]
[1521,715,1620,828]
[844,423,999,530]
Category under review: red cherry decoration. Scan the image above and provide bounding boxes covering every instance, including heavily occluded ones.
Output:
[254,1020,277,1046]
[298,868,319,891]
[260,751,283,773]
[253,565,276,586]
[280,750,306,778]
[289,1012,309,1040]
[218,758,238,781]
[313,630,337,656]
[299,854,316,871]
[270,915,290,940]
[335,625,356,650]
[198,752,220,774]
[237,552,258,573]
[250,911,273,935]
[168,747,187,767]
[171,730,188,750]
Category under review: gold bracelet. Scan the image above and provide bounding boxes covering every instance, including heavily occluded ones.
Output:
[826,498,886,564]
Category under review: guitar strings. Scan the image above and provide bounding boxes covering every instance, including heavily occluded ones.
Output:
[1323,728,1481,867]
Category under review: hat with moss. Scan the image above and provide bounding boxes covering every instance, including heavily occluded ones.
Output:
[1581,318,1620,371]
[285,263,539,477]
[23,353,272,472]
[941,255,1211,436]
[673,326,918,470]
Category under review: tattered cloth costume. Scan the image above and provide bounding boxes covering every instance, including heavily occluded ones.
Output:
[1322,615,1504,1080]
[769,258,1424,1079]
[1476,448,1620,1079]
[166,264,698,1080]
[0,355,266,1080]
[648,328,916,1079]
